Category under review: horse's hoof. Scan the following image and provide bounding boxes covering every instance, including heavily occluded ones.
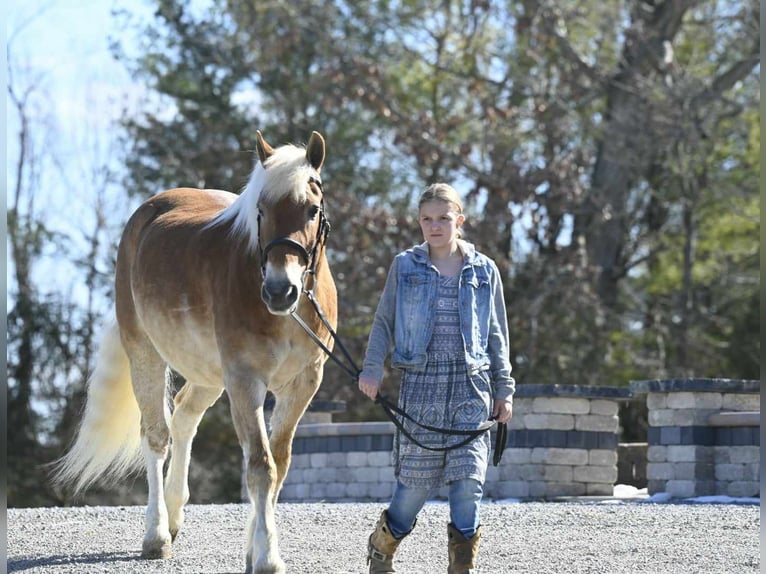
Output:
[141,539,172,560]
[245,557,286,574]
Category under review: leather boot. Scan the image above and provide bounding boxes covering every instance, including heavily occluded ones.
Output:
[447,523,482,574]
[367,510,411,574]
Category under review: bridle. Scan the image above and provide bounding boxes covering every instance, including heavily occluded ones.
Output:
[260,176,507,465]
[257,176,329,283]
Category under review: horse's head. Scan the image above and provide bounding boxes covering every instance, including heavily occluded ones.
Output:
[255,131,327,315]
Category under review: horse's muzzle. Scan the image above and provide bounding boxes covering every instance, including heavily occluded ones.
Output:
[261,279,299,315]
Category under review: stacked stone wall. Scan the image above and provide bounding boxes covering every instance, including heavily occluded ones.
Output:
[630,379,760,499]
[278,386,629,502]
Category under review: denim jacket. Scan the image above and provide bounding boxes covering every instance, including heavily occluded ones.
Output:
[361,240,515,401]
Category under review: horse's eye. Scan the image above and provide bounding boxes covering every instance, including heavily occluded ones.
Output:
[308,205,320,220]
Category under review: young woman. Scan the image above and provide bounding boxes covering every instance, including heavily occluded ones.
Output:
[358,183,515,574]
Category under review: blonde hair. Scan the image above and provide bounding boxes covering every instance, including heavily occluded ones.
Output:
[418,183,464,238]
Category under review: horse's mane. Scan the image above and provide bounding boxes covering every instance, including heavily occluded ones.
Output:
[208,144,320,253]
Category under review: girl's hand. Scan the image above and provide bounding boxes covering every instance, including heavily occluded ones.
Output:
[492,399,513,424]
[358,376,381,400]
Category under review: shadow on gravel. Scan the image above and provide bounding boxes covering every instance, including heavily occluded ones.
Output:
[8,551,141,572]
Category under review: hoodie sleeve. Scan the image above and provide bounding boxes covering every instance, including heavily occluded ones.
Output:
[360,256,400,382]
[486,259,515,400]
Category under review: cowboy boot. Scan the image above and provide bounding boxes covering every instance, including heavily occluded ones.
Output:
[447,523,482,574]
[367,510,412,574]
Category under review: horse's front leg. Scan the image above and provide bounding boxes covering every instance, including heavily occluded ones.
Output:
[164,382,223,540]
[269,363,322,503]
[226,373,284,574]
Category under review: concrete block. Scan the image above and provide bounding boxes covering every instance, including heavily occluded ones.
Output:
[575,414,619,432]
[667,392,722,410]
[590,450,618,466]
[352,467,379,483]
[524,413,575,430]
[513,398,533,416]
[317,467,338,483]
[712,446,730,464]
[590,400,619,416]
[309,452,328,468]
[347,452,368,467]
[327,453,348,467]
[544,465,573,482]
[665,480,696,498]
[671,463,698,481]
[573,465,616,484]
[507,415,526,430]
[647,446,667,462]
[309,483,327,499]
[743,463,759,481]
[729,446,759,464]
[378,467,395,483]
[529,482,548,498]
[521,464,545,481]
[485,465,499,483]
[715,464,745,482]
[532,397,590,415]
[667,445,708,463]
[727,481,759,497]
[291,454,310,469]
[326,482,347,499]
[647,479,667,495]
[531,448,588,466]
[721,394,760,411]
[499,464,524,481]
[279,484,299,500]
[648,409,676,427]
[492,481,530,499]
[647,463,675,481]
[586,483,614,496]
[368,482,395,499]
[505,448,532,464]
[346,482,370,499]
[647,393,667,409]
[368,451,390,467]
[545,482,587,497]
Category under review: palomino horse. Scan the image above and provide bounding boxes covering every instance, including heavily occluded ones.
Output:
[54,131,336,573]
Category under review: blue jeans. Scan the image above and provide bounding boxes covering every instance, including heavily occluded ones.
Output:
[386,478,483,540]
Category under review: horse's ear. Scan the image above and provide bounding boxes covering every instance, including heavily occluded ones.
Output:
[256,131,275,165]
[306,131,325,172]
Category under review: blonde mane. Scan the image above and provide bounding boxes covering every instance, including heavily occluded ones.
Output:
[208,144,321,253]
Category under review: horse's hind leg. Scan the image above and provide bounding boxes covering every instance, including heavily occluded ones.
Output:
[125,342,173,559]
[269,364,322,503]
[165,382,223,540]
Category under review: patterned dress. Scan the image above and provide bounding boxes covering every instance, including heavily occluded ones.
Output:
[394,274,492,489]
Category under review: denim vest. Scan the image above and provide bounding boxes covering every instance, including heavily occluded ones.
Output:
[361,240,515,401]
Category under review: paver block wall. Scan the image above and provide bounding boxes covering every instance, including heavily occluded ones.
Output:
[277,385,629,502]
[630,379,760,498]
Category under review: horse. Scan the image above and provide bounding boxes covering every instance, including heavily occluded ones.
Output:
[53,131,337,574]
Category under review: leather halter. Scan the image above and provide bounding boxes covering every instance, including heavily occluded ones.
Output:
[257,176,329,281]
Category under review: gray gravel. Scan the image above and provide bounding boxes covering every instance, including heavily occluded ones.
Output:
[8,500,760,573]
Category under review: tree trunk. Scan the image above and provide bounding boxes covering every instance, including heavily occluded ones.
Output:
[577,0,701,308]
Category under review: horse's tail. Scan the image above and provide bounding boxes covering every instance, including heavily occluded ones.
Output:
[52,316,143,495]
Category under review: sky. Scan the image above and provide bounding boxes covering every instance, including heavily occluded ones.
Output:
[6,0,153,306]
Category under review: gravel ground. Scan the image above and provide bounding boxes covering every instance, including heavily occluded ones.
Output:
[8,500,760,574]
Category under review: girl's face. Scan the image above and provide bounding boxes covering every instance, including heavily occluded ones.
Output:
[418,200,464,250]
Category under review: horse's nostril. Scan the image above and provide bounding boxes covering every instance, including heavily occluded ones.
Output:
[262,280,299,313]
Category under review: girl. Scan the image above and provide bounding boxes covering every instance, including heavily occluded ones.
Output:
[358,183,515,574]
